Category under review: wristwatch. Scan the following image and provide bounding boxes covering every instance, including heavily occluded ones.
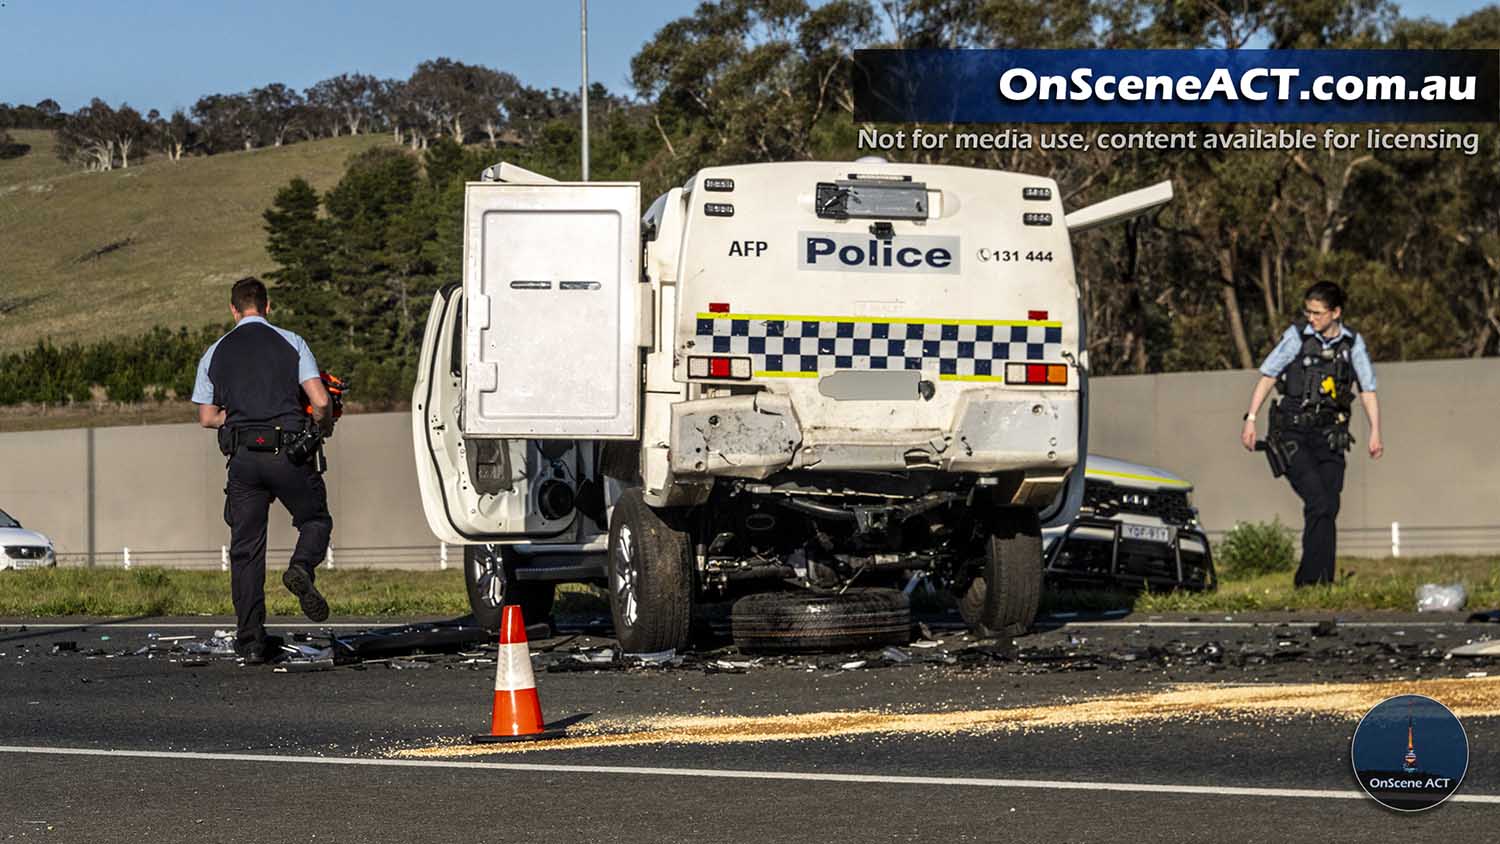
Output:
[1242,412,1256,422]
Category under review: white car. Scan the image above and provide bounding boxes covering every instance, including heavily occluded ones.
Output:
[1042,456,1214,591]
[0,508,56,570]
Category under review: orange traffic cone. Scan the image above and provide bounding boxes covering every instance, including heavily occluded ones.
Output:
[472,605,566,743]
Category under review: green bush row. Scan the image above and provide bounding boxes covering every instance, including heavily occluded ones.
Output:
[0,325,224,405]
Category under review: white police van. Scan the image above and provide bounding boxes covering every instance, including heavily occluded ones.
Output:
[412,159,1171,651]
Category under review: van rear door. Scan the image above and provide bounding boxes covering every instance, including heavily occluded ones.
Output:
[412,175,641,544]
[412,286,586,544]
[462,180,641,439]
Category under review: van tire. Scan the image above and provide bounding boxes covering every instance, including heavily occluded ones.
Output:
[608,490,693,653]
[464,544,556,633]
[732,589,911,654]
[958,510,1043,638]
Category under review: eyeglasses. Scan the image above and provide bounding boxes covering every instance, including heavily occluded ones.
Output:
[1303,308,1331,317]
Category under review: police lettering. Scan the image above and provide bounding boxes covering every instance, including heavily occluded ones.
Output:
[805,237,952,269]
[728,240,768,257]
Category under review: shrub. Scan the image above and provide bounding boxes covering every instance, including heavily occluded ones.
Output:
[1217,517,1298,578]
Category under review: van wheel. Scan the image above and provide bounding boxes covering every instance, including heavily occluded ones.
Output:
[464,544,556,633]
[958,510,1043,638]
[732,588,911,654]
[608,489,693,653]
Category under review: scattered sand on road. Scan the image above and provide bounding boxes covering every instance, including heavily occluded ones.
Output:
[394,675,1500,758]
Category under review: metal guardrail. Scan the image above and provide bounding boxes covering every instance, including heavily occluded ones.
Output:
[1202,524,1500,557]
[54,544,462,571]
[46,524,1498,571]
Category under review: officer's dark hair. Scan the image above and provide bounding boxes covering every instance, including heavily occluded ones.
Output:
[1303,281,1345,312]
[231,277,268,314]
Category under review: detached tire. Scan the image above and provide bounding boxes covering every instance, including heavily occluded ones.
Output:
[732,589,911,654]
[464,544,556,633]
[958,510,1043,638]
[608,489,693,653]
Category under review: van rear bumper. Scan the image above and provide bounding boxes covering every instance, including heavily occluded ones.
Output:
[668,388,1079,479]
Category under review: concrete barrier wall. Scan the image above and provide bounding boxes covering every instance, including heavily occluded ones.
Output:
[0,413,438,568]
[0,427,89,559]
[1,357,1495,566]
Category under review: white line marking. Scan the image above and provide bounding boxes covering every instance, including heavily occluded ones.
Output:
[1,745,1496,803]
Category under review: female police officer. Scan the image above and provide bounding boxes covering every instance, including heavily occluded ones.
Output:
[191,277,335,663]
[1240,281,1384,587]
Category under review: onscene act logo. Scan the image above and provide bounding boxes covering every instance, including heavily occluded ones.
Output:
[1351,694,1468,812]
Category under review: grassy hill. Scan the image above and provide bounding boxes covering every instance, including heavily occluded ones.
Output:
[0,129,389,354]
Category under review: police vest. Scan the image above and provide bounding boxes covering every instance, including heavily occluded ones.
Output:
[1277,321,1357,428]
[206,322,308,430]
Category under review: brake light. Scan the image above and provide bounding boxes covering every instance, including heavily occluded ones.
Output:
[688,356,752,380]
[1005,362,1068,385]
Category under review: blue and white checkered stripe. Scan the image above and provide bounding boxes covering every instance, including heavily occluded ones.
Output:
[693,316,1064,377]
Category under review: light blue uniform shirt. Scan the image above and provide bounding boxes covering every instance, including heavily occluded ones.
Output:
[190,316,321,405]
[1258,323,1376,392]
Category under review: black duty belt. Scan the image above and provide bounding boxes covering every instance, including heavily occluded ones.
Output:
[1283,410,1341,429]
[229,425,302,454]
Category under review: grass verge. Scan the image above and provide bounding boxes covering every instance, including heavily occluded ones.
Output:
[1042,554,1500,614]
[0,568,609,618]
[2,555,1494,618]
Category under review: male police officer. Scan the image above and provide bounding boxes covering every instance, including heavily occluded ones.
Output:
[1240,281,1384,586]
[192,277,334,663]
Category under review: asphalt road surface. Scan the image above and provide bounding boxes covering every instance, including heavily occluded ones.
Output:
[3,612,1498,842]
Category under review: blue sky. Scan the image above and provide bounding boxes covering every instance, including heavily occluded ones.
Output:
[0,1,1492,114]
[0,0,704,113]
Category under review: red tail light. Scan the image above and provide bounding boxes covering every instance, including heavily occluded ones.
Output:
[1005,362,1068,385]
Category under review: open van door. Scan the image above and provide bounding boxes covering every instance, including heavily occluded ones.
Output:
[412,286,585,543]
[412,173,641,544]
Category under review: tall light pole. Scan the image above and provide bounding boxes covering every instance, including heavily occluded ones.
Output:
[580,0,590,180]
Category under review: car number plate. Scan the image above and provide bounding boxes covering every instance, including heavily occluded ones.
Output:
[1121,524,1171,544]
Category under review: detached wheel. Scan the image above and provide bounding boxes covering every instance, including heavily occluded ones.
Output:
[464,544,556,633]
[608,489,693,653]
[732,588,911,654]
[958,509,1043,638]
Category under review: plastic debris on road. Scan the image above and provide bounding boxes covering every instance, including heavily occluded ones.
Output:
[182,635,237,656]
[1447,640,1500,657]
[625,649,679,666]
[1417,583,1467,612]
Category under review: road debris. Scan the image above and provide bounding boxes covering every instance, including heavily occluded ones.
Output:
[1446,640,1500,657]
[626,649,679,666]
[16,612,1495,682]
[1416,583,1467,612]
[1311,620,1338,637]
[330,618,491,662]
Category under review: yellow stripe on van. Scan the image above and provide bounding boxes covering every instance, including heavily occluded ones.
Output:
[697,313,1062,328]
[939,374,1004,382]
[754,370,819,379]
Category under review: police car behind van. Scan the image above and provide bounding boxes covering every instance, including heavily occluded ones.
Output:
[1043,455,1214,592]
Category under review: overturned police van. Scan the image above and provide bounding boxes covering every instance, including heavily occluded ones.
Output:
[412,159,1172,652]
